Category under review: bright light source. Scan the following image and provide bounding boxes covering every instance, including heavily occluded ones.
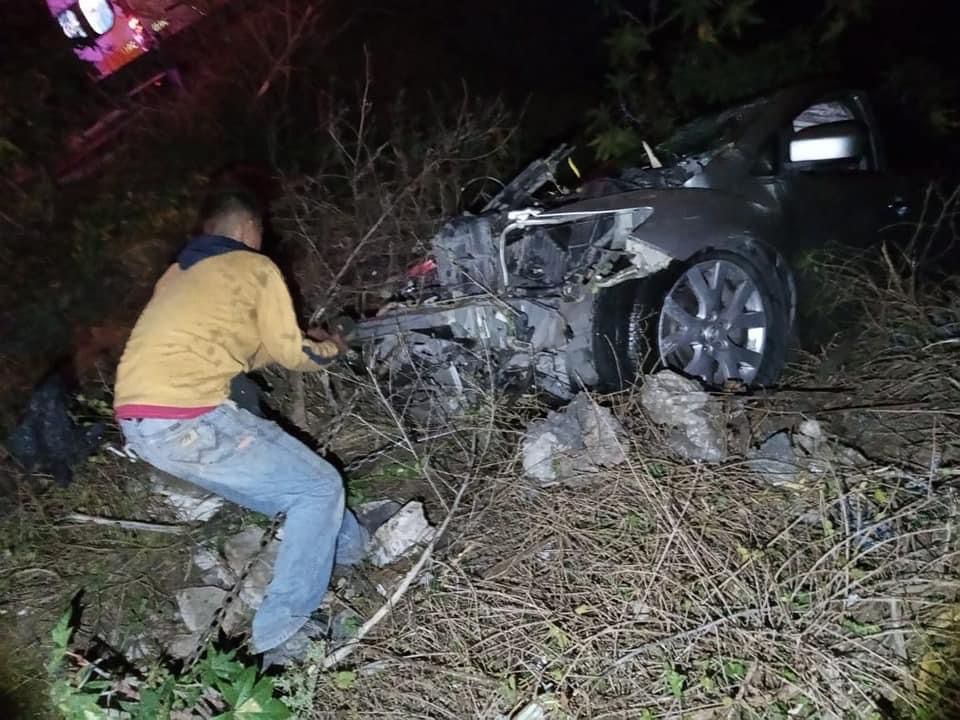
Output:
[78,0,115,36]
[57,9,88,39]
[789,136,858,163]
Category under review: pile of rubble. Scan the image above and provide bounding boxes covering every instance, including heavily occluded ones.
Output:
[638,369,871,485]
[520,370,873,489]
[144,482,436,661]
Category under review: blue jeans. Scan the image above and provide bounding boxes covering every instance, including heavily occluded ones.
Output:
[120,402,367,652]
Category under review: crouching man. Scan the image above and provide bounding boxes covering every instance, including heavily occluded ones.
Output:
[113,189,365,654]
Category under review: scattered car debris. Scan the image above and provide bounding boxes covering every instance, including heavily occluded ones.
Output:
[747,430,797,485]
[640,370,726,462]
[521,392,626,485]
[367,500,436,568]
[5,372,105,486]
[747,418,869,487]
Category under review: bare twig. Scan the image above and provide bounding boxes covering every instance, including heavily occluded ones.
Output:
[62,513,186,535]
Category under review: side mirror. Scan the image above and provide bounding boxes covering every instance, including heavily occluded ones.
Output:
[788,120,866,164]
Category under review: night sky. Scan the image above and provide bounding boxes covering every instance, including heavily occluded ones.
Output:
[5,0,960,168]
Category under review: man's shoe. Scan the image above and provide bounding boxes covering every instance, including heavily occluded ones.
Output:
[259,613,329,669]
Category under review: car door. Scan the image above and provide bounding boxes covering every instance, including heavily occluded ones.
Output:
[776,92,912,251]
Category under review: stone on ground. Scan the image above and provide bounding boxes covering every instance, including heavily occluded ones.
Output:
[368,501,435,567]
[521,392,627,484]
[640,370,726,462]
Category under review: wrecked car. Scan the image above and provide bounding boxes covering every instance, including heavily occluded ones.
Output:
[349,85,914,412]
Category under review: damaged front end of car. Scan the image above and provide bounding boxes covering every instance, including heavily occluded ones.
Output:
[348,146,681,421]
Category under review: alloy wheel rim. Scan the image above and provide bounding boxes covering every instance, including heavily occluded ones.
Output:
[656,259,767,385]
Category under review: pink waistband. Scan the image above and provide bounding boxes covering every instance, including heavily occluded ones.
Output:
[115,404,217,420]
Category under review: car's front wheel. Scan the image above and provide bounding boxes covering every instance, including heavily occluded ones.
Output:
[594,249,791,389]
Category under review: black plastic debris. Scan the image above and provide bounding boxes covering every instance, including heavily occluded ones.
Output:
[5,373,105,487]
[229,373,267,418]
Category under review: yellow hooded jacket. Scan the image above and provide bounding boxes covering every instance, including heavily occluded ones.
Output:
[114,240,339,418]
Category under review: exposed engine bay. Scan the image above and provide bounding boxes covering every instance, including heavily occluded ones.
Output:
[348,146,677,420]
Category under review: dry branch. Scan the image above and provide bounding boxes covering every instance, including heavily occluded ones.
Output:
[62,513,187,535]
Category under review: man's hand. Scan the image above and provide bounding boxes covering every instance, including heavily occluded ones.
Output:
[307,326,348,354]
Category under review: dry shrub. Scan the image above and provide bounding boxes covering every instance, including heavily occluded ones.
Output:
[271,82,518,319]
[303,382,959,719]
[789,185,960,471]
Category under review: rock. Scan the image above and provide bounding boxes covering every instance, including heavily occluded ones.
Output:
[798,419,868,470]
[640,371,726,463]
[368,501,435,567]
[521,392,627,484]
[795,419,826,454]
[356,499,403,536]
[523,429,570,484]
[749,419,870,487]
[123,635,153,664]
[223,527,279,610]
[105,628,153,664]
[167,631,203,660]
[175,586,242,635]
[170,528,287,657]
[575,394,627,468]
[150,471,224,522]
[747,430,798,485]
[192,545,236,588]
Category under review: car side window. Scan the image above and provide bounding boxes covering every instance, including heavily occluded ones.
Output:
[785,97,873,173]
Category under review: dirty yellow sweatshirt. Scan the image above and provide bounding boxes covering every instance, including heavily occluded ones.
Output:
[114,239,339,418]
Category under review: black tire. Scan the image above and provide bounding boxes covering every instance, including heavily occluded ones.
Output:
[593,248,791,390]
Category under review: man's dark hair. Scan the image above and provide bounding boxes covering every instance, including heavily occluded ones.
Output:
[199,188,264,234]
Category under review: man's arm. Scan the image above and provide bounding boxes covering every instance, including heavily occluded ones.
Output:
[153,264,179,295]
[256,263,341,371]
